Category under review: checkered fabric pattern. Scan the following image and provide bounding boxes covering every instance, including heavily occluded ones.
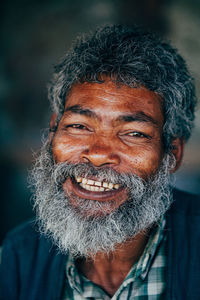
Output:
[63,218,167,300]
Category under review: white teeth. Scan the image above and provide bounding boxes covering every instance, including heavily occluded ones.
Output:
[76,177,82,183]
[82,178,87,184]
[80,183,106,192]
[80,183,89,191]
[87,179,94,185]
[108,183,114,189]
[76,177,120,191]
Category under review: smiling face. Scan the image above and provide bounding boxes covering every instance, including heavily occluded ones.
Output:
[51,80,165,213]
[32,79,175,256]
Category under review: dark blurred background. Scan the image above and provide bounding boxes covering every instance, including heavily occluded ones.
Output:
[1,0,200,243]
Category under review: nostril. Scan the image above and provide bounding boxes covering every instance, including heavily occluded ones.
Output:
[81,156,91,163]
[80,151,120,167]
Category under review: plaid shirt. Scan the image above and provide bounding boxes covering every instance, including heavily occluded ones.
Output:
[63,218,167,299]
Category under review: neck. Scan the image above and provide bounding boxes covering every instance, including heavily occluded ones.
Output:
[78,228,151,296]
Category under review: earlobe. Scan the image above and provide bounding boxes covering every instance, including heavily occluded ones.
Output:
[170,138,185,172]
[49,113,58,141]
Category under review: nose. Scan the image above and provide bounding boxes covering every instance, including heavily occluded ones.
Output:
[80,140,121,167]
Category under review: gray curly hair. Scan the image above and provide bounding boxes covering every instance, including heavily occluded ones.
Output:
[48,24,197,150]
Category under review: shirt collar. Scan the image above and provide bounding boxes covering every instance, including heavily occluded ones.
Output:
[65,216,166,295]
[136,216,166,280]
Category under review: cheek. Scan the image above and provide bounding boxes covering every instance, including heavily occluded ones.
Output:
[122,145,163,177]
[52,134,86,163]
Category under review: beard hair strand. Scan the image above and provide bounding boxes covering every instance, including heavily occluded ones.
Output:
[30,140,175,258]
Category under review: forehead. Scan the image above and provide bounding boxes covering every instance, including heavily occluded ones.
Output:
[65,80,163,122]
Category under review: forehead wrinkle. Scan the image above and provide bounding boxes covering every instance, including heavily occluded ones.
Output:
[64,82,164,127]
[64,104,98,120]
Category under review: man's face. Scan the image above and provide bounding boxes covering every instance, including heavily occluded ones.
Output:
[32,79,173,257]
[52,80,164,214]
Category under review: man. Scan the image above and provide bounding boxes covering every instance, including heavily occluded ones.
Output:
[0,25,199,300]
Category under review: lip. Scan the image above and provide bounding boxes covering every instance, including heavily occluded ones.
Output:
[63,177,126,202]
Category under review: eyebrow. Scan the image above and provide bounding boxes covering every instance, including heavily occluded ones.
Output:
[65,105,158,126]
[117,112,159,126]
[65,105,97,118]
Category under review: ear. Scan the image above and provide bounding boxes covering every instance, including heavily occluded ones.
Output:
[170,138,185,173]
[49,113,58,141]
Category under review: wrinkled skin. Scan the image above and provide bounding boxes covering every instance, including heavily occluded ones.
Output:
[50,80,184,296]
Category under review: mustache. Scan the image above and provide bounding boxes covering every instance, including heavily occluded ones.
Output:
[51,161,146,191]
[31,142,173,257]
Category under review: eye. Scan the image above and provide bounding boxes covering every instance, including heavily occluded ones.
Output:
[66,124,87,130]
[64,123,92,134]
[125,131,151,139]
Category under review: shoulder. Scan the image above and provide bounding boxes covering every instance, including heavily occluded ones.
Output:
[4,219,38,242]
[0,221,67,300]
[1,219,56,263]
[2,219,41,249]
[170,188,200,215]
[0,219,65,277]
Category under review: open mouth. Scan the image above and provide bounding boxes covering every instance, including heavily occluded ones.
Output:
[63,176,126,202]
[75,176,120,192]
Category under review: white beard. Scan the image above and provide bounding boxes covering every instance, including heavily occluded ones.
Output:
[30,141,175,258]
